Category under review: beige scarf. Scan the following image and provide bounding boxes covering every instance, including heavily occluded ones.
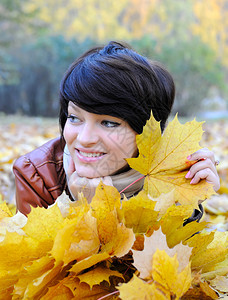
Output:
[63,145,144,199]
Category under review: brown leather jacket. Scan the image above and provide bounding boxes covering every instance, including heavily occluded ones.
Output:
[13,137,68,215]
[13,137,203,222]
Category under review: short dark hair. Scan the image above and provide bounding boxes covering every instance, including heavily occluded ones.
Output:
[59,41,175,134]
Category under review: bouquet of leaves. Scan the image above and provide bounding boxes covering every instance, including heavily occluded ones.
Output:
[0,115,227,299]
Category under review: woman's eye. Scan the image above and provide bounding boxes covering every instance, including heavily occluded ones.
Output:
[101,120,121,128]
[67,115,80,123]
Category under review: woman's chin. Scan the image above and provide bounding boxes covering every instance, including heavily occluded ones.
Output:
[76,168,104,179]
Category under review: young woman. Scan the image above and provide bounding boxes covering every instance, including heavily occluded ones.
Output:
[13,41,220,219]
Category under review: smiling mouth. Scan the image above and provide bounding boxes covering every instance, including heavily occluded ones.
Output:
[78,150,105,158]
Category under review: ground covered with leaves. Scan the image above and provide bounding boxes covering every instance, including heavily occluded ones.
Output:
[0,114,228,299]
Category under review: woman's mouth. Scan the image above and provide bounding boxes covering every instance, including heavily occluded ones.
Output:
[79,150,104,158]
[76,149,106,162]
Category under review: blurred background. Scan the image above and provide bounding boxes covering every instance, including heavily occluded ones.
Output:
[0,0,228,118]
[0,0,227,221]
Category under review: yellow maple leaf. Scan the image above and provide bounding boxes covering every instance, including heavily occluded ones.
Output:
[127,114,215,208]
[0,202,13,220]
[154,190,176,218]
[159,205,208,248]
[202,259,228,281]
[70,252,110,275]
[0,231,40,271]
[22,259,65,299]
[122,190,158,233]
[23,205,65,255]
[41,282,74,299]
[0,270,18,298]
[132,228,192,280]
[0,211,27,242]
[77,266,124,288]
[60,276,114,299]
[152,249,192,299]
[197,232,228,276]
[101,222,135,258]
[51,210,100,265]
[118,274,167,300]
[90,182,121,244]
[13,255,56,298]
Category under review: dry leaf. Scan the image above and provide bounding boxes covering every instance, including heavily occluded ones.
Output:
[118,274,167,300]
[210,275,228,293]
[122,190,158,233]
[127,114,215,208]
[77,266,124,288]
[152,249,192,299]
[51,211,100,265]
[182,281,219,299]
[90,182,121,244]
[132,227,192,279]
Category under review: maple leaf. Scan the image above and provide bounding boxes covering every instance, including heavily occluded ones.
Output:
[127,114,215,208]
[0,202,13,219]
[159,204,208,248]
[101,222,135,258]
[13,255,56,298]
[0,231,41,271]
[23,205,65,255]
[70,252,110,275]
[118,274,167,300]
[0,211,27,242]
[188,231,228,276]
[90,182,121,244]
[132,227,192,279]
[53,276,115,300]
[89,182,135,258]
[41,282,74,299]
[122,190,158,233]
[77,266,124,288]
[152,249,192,299]
[51,210,100,265]
[22,259,66,299]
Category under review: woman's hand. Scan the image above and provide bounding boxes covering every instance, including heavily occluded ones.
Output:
[67,157,113,202]
[185,148,220,192]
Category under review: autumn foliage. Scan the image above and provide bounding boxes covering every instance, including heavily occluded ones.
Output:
[0,115,228,299]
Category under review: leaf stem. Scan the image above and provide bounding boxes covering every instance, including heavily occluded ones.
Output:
[119,175,145,194]
[97,290,119,300]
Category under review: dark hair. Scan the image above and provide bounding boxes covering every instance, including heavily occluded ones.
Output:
[59,41,175,134]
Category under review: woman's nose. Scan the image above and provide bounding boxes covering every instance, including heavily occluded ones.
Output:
[77,123,99,146]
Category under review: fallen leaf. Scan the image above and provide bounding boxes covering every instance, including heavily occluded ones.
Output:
[77,266,124,288]
[127,114,215,208]
[132,227,192,279]
[122,190,158,233]
[118,274,167,300]
[152,249,192,299]
[210,275,228,293]
[90,182,121,244]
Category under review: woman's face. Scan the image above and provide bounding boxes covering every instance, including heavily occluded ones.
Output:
[63,102,138,178]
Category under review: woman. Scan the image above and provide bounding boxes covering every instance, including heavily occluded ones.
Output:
[13,41,220,217]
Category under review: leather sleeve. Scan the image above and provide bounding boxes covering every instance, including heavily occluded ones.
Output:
[13,137,66,215]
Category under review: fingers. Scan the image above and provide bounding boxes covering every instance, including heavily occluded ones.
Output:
[186,149,220,192]
[185,158,217,180]
[187,148,215,164]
